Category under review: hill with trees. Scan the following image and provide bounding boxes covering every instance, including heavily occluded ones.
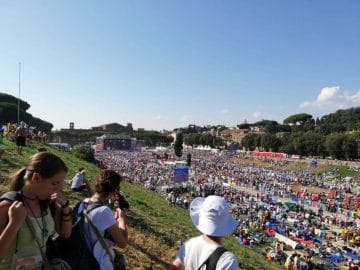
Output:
[0,92,53,132]
[240,107,360,160]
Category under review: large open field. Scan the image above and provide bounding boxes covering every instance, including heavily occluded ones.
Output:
[0,139,286,270]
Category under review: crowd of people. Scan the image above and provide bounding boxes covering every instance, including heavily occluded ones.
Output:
[95,149,360,269]
[1,139,360,269]
[1,120,48,156]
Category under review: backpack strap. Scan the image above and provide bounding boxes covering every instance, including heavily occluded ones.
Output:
[85,203,103,214]
[0,191,23,253]
[0,191,19,203]
[83,212,115,264]
[197,246,228,270]
[80,201,117,266]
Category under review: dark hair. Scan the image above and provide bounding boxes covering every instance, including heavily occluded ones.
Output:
[94,170,122,198]
[9,152,68,191]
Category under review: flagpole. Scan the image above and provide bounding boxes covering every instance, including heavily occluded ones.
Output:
[17,62,21,124]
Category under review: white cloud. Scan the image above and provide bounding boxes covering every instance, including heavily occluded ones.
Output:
[300,86,360,110]
[253,111,261,118]
[221,109,229,114]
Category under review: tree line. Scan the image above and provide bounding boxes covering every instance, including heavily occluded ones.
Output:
[241,131,360,160]
[240,109,360,160]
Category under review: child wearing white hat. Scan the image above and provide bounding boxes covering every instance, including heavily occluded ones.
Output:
[170,195,239,270]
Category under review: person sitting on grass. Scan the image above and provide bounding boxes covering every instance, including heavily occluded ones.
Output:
[71,168,90,193]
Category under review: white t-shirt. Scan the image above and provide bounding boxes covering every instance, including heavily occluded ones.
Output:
[175,235,238,270]
[71,173,85,189]
[77,199,117,269]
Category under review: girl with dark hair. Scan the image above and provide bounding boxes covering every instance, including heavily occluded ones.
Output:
[76,169,128,270]
[0,152,72,269]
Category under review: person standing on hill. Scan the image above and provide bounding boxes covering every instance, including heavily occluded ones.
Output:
[6,120,14,139]
[170,195,239,270]
[15,121,27,155]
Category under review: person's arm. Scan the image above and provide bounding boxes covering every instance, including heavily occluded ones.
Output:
[83,177,90,187]
[54,204,72,238]
[168,242,186,270]
[107,208,128,248]
[169,260,184,270]
[51,192,72,238]
[0,201,27,260]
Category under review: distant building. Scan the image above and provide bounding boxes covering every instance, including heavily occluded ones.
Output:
[95,134,144,151]
[57,122,133,146]
[126,123,133,130]
[91,123,132,132]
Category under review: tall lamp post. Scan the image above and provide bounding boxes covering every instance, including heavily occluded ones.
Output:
[356,139,360,162]
[17,62,21,124]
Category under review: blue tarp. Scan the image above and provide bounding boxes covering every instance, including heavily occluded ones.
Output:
[327,255,346,263]
[173,167,189,183]
[268,197,277,204]
[346,253,360,260]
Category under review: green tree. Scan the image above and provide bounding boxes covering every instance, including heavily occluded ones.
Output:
[325,133,345,159]
[303,119,315,132]
[260,134,281,151]
[0,92,30,110]
[174,132,183,158]
[278,133,293,154]
[73,144,95,162]
[134,131,173,146]
[342,135,358,160]
[302,131,325,156]
[237,123,250,129]
[283,113,313,125]
[241,133,261,151]
[0,93,53,132]
[184,134,194,146]
[290,132,307,156]
[319,107,360,132]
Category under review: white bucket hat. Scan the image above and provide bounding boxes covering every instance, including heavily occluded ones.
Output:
[190,195,239,237]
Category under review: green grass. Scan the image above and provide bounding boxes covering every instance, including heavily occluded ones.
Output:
[0,138,283,270]
[323,165,360,177]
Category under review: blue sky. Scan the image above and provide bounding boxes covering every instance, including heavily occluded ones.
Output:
[1,1,359,131]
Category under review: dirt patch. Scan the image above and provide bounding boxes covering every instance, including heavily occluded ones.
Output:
[125,225,178,269]
[290,184,329,194]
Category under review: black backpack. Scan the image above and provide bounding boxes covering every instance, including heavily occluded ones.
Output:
[49,201,103,270]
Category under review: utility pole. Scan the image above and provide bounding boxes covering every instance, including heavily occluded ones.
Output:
[17,62,21,124]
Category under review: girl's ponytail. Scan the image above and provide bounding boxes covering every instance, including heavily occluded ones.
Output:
[9,168,26,191]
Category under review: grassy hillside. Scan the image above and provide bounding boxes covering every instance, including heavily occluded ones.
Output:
[0,139,283,270]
